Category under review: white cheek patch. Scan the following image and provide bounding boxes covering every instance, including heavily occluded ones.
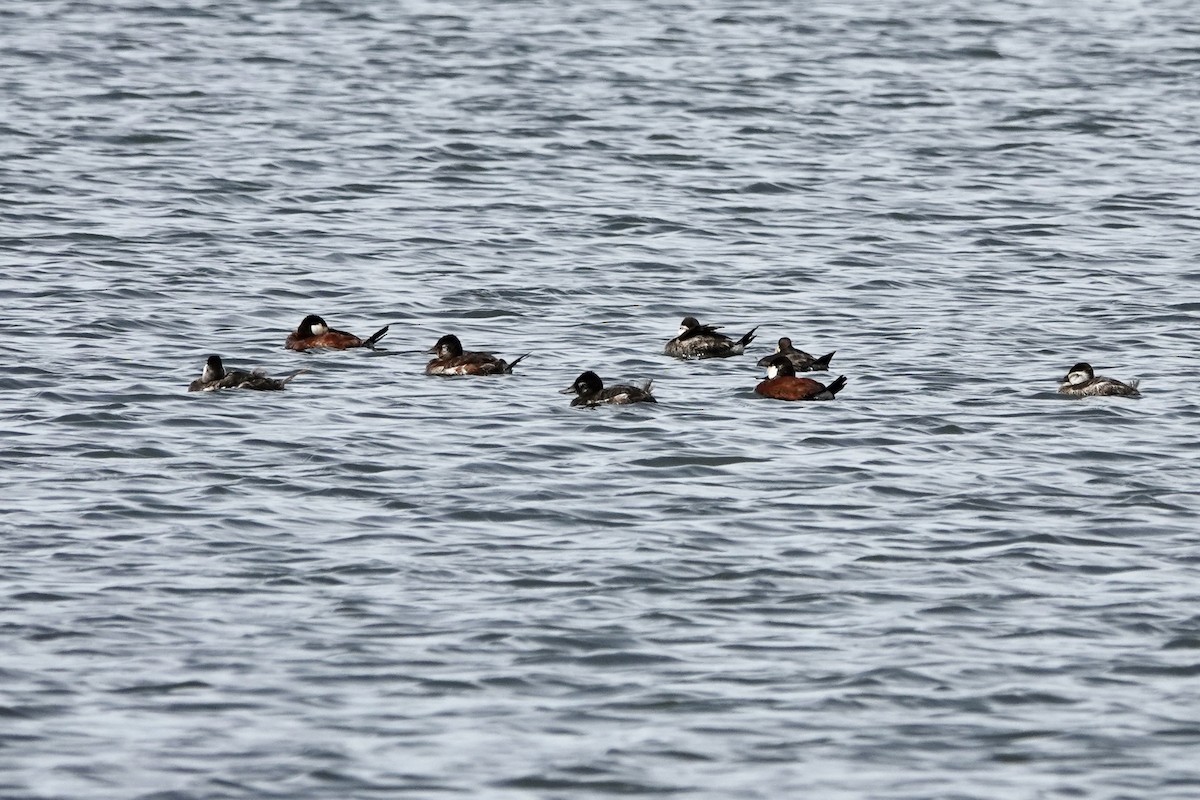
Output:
[677,326,688,336]
[766,364,780,379]
[311,322,329,335]
[1067,370,1089,385]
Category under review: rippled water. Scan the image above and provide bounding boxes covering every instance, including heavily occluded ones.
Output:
[4,1,1200,797]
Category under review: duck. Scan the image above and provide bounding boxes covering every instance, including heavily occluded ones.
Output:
[755,337,835,372]
[424,334,529,376]
[560,371,657,407]
[1057,362,1140,397]
[755,355,846,401]
[188,355,305,392]
[285,314,389,351]
[664,316,758,359]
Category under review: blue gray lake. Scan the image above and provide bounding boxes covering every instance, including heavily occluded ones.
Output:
[3,1,1199,798]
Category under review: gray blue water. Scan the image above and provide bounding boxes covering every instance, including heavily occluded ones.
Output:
[3,1,1200,798]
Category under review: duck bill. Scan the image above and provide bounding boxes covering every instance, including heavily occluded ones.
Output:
[558,385,577,394]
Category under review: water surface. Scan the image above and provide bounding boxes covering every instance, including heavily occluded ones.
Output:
[3,1,1199,798]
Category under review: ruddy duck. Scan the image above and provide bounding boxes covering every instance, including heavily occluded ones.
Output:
[755,355,846,401]
[560,371,657,407]
[188,355,305,392]
[664,316,758,359]
[755,337,835,372]
[424,334,529,376]
[1058,362,1140,397]
[285,314,389,351]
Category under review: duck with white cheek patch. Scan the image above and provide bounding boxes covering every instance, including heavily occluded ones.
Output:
[1057,362,1140,397]
[664,316,758,359]
[560,371,657,407]
[285,314,389,351]
[754,356,846,401]
[188,355,305,392]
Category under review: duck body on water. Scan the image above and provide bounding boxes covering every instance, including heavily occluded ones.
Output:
[756,337,835,372]
[1057,362,1141,397]
[188,355,305,392]
[560,371,657,407]
[424,334,529,376]
[754,356,847,401]
[285,314,389,351]
[664,316,758,359]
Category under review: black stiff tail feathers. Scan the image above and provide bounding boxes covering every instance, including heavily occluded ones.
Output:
[813,351,836,370]
[738,326,759,348]
[826,375,848,398]
[363,325,390,348]
[282,368,308,386]
[506,353,531,373]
